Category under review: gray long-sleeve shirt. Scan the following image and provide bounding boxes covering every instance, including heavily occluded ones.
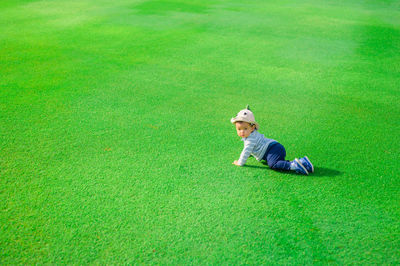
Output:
[238,130,277,166]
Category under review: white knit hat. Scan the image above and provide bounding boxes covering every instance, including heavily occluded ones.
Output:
[230,105,259,129]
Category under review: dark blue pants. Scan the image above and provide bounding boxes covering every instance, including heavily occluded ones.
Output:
[263,142,292,171]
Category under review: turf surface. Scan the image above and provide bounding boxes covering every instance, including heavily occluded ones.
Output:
[1,0,399,264]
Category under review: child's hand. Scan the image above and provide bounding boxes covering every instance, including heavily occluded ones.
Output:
[232,160,242,166]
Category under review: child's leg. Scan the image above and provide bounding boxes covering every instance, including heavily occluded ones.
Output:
[265,143,292,171]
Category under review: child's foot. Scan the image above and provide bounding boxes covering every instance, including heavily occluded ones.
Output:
[293,158,309,175]
[299,156,314,173]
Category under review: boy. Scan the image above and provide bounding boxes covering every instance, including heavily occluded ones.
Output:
[231,106,313,175]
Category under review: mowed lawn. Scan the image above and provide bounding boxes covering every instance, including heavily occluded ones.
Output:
[1,0,399,264]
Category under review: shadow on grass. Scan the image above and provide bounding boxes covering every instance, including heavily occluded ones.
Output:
[312,167,343,177]
[244,165,343,177]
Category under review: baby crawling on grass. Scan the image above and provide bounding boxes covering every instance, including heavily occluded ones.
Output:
[231,106,313,175]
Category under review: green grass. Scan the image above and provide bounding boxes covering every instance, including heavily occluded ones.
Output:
[1,0,399,264]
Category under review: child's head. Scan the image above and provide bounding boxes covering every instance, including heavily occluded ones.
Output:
[230,105,259,138]
[234,121,256,138]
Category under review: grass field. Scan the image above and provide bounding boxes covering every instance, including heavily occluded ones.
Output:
[1,0,399,264]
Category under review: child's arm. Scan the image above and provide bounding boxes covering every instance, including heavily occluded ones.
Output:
[233,142,255,166]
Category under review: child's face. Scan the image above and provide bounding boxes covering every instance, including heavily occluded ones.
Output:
[235,122,255,138]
